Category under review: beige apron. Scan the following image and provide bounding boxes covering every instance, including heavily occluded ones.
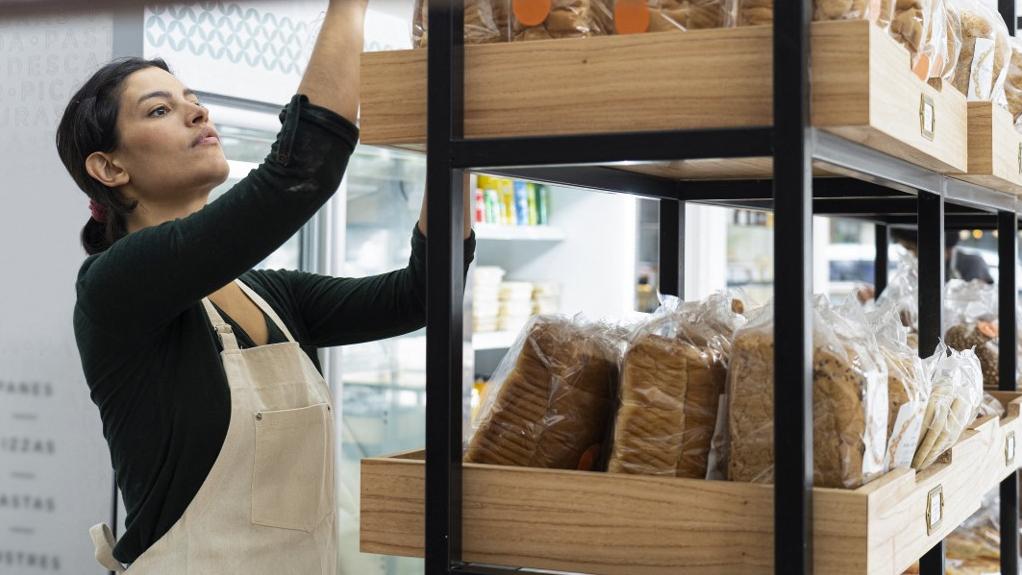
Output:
[89,279,338,574]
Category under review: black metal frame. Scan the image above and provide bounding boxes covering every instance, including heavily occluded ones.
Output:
[424,0,1020,573]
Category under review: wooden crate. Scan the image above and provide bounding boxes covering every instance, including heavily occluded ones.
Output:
[952,102,1022,195]
[361,405,1017,575]
[361,20,968,179]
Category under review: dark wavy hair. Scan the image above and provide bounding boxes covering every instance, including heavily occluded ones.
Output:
[57,57,171,255]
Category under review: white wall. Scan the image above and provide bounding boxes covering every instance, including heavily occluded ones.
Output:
[0,13,116,575]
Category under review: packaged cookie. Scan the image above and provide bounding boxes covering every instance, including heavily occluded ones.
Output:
[607,292,745,478]
[511,0,602,40]
[735,0,888,26]
[915,0,962,81]
[727,296,889,489]
[912,342,983,469]
[948,0,1010,102]
[413,0,512,47]
[890,0,932,70]
[599,0,737,32]
[465,314,622,470]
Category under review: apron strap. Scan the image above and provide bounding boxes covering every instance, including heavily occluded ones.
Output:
[89,523,127,573]
[201,297,241,351]
[235,279,297,343]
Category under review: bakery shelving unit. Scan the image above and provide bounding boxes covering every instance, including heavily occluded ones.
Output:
[358,1,1022,574]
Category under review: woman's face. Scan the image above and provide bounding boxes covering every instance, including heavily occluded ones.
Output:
[111,66,229,206]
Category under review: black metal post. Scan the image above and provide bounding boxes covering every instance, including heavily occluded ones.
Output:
[773,0,814,569]
[425,2,466,574]
[875,225,889,297]
[918,191,945,575]
[999,210,1019,575]
[659,199,685,299]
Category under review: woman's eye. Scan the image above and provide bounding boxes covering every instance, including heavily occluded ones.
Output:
[149,105,171,118]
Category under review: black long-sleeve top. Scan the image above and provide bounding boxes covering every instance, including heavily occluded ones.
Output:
[72,94,476,563]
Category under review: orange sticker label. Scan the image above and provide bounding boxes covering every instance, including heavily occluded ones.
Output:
[978,320,999,339]
[513,0,551,26]
[576,444,601,471]
[913,54,930,82]
[614,0,650,34]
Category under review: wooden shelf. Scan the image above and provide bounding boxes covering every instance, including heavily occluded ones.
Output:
[361,394,1022,575]
[474,223,566,241]
[361,21,968,180]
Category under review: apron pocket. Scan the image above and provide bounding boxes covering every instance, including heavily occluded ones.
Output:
[252,402,332,532]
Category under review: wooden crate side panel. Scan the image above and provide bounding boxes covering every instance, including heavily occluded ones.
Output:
[989,103,1022,190]
[361,29,774,146]
[966,101,995,174]
[865,419,997,575]
[361,457,867,575]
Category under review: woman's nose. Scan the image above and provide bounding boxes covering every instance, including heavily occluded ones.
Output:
[188,103,209,125]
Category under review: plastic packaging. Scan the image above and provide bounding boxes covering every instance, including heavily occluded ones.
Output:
[1005,37,1022,124]
[866,299,930,470]
[890,0,933,70]
[976,391,1005,418]
[876,250,920,338]
[948,0,1011,102]
[736,0,889,27]
[512,0,602,40]
[917,0,963,81]
[943,278,999,388]
[911,342,983,469]
[727,296,889,489]
[413,0,511,47]
[607,292,745,478]
[465,314,622,470]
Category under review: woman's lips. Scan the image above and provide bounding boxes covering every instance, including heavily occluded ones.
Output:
[196,136,220,146]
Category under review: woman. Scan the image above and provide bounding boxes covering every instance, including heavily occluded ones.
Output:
[59,0,475,571]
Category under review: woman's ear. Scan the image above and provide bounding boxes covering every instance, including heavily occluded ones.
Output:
[85,151,130,188]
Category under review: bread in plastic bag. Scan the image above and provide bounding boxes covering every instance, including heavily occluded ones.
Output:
[911,342,983,469]
[607,292,745,478]
[948,0,1010,102]
[890,0,932,70]
[465,314,621,469]
[865,299,930,469]
[736,0,889,27]
[1005,37,1022,125]
[727,296,889,489]
[917,0,962,81]
[413,0,511,47]
[943,278,1000,388]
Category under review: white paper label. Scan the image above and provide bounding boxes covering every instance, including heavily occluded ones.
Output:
[922,99,935,135]
[887,404,925,469]
[1007,433,1016,464]
[969,37,996,101]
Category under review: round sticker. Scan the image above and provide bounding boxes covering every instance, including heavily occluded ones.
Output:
[978,320,999,339]
[513,0,552,26]
[615,0,651,34]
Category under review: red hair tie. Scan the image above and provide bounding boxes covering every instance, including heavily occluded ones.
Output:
[89,199,108,223]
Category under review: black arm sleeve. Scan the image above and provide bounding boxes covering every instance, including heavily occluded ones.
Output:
[273,226,476,347]
[76,94,359,338]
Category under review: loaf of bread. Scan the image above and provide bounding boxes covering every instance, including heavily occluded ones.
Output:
[608,333,727,477]
[882,350,928,468]
[949,0,1010,100]
[728,302,888,489]
[465,316,620,469]
[413,0,510,47]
